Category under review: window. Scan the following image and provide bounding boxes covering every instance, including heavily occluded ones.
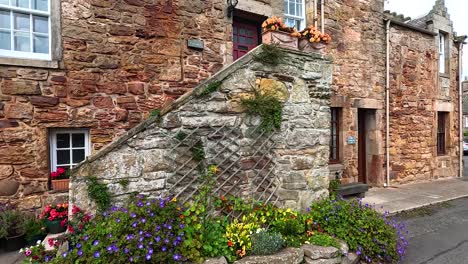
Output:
[330,108,341,163]
[50,129,91,172]
[437,112,447,155]
[439,32,448,74]
[0,0,51,60]
[284,0,305,30]
[465,116,468,128]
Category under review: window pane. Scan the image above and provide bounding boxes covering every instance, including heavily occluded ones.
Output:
[33,16,48,33]
[284,0,288,14]
[56,133,70,148]
[297,3,302,16]
[13,0,29,8]
[0,0,9,5]
[14,12,30,31]
[72,133,85,148]
[72,149,85,164]
[33,34,48,53]
[57,150,70,165]
[0,11,10,29]
[14,31,30,51]
[33,0,48,11]
[0,31,10,50]
[289,2,295,15]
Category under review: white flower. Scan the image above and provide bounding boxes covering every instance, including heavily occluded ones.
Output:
[36,240,42,245]
[19,248,23,253]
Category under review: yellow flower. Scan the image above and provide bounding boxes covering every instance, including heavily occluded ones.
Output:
[172,197,177,202]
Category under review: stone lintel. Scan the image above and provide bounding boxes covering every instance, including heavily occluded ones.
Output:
[436,100,453,112]
[352,98,383,109]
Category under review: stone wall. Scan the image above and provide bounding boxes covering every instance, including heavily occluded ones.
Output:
[0,0,232,210]
[70,46,333,212]
[324,0,387,185]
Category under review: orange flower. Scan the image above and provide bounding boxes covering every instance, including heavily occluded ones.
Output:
[227,241,233,247]
[221,195,226,202]
[179,214,184,219]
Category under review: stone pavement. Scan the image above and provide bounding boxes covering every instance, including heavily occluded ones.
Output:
[0,250,23,264]
[363,176,468,214]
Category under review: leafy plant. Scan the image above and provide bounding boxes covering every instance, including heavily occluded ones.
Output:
[308,197,407,263]
[20,241,57,263]
[198,81,222,98]
[175,131,188,141]
[307,233,340,249]
[54,195,186,263]
[190,141,205,162]
[87,176,111,212]
[241,86,283,133]
[149,109,161,118]
[23,215,47,242]
[225,216,259,258]
[250,230,284,256]
[118,179,130,189]
[253,44,285,65]
[329,179,341,195]
[2,210,26,237]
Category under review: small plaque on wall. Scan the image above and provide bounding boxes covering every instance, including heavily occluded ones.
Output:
[187,39,204,50]
[347,136,356,145]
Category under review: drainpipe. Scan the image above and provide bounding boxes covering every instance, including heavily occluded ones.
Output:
[459,41,464,178]
[314,0,318,28]
[321,0,324,33]
[385,19,391,187]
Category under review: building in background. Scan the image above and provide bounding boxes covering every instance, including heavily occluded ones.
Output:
[0,0,464,210]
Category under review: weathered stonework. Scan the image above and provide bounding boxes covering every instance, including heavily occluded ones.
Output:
[71,47,333,212]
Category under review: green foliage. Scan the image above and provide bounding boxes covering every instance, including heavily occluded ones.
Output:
[328,179,341,195]
[250,230,284,256]
[241,89,283,133]
[464,131,468,137]
[149,109,161,118]
[198,81,222,98]
[307,233,340,249]
[87,177,111,212]
[309,197,407,263]
[253,44,285,65]
[1,209,26,237]
[175,131,188,141]
[181,165,236,263]
[225,216,259,258]
[55,195,186,263]
[23,215,46,242]
[118,179,129,189]
[190,141,205,162]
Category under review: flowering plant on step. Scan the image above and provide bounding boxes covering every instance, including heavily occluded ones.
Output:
[20,240,57,263]
[262,16,300,36]
[299,25,332,44]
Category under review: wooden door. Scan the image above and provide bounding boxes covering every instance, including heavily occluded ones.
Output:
[233,21,259,60]
[358,109,367,183]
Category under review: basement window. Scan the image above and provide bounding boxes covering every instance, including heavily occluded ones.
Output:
[49,129,91,172]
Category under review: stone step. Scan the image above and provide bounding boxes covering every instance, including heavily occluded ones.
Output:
[336,183,369,198]
[42,232,66,251]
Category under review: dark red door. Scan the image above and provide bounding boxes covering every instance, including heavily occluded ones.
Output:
[233,21,259,60]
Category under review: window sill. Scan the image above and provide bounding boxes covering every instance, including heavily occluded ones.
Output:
[329,163,344,170]
[0,57,59,69]
[439,73,450,78]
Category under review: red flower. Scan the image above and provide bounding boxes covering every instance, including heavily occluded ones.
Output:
[50,172,59,179]
[67,225,75,233]
[227,241,233,247]
[32,255,39,260]
[72,205,81,214]
[78,224,84,230]
[60,219,67,227]
[48,238,55,247]
[221,196,226,202]
[57,167,66,174]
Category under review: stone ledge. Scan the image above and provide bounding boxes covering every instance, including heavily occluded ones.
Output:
[233,248,304,264]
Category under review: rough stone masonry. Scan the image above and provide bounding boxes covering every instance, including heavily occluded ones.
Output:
[71,46,333,212]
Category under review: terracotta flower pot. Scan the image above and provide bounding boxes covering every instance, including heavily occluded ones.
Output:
[45,219,67,234]
[51,179,69,191]
[262,30,298,50]
[298,39,326,54]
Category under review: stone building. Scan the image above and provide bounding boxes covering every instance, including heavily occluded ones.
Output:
[0,0,465,210]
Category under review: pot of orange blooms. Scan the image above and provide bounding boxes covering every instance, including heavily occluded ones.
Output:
[261,16,301,50]
[298,25,331,53]
[50,167,69,191]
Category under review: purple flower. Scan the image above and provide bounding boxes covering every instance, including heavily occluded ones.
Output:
[159,201,165,208]
[148,248,154,254]
[107,245,113,252]
[139,237,144,242]
[306,207,311,212]
[130,212,137,218]
[94,251,100,258]
[132,221,138,228]
[108,234,113,238]
[156,225,161,231]
[176,236,182,241]
[126,234,134,240]
[116,218,121,223]
[83,235,89,241]
[138,244,144,249]
[150,212,154,217]
[173,254,182,261]
[93,240,99,246]
[124,248,130,254]
[155,236,161,242]
[146,254,152,260]
[167,225,172,230]
[161,246,167,252]
[139,230,143,235]
[146,201,151,206]
[102,212,108,217]
[129,257,134,262]
[76,243,82,249]
[62,252,67,258]
[141,218,146,223]
[77,250,83,257]
[164,238,170,244]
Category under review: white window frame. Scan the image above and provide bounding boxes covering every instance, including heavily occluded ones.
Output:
[284,0,306,30]
[465,116,468,128]
[0,0,51,60]
[49,129,91,172]
[439,33,446,74]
